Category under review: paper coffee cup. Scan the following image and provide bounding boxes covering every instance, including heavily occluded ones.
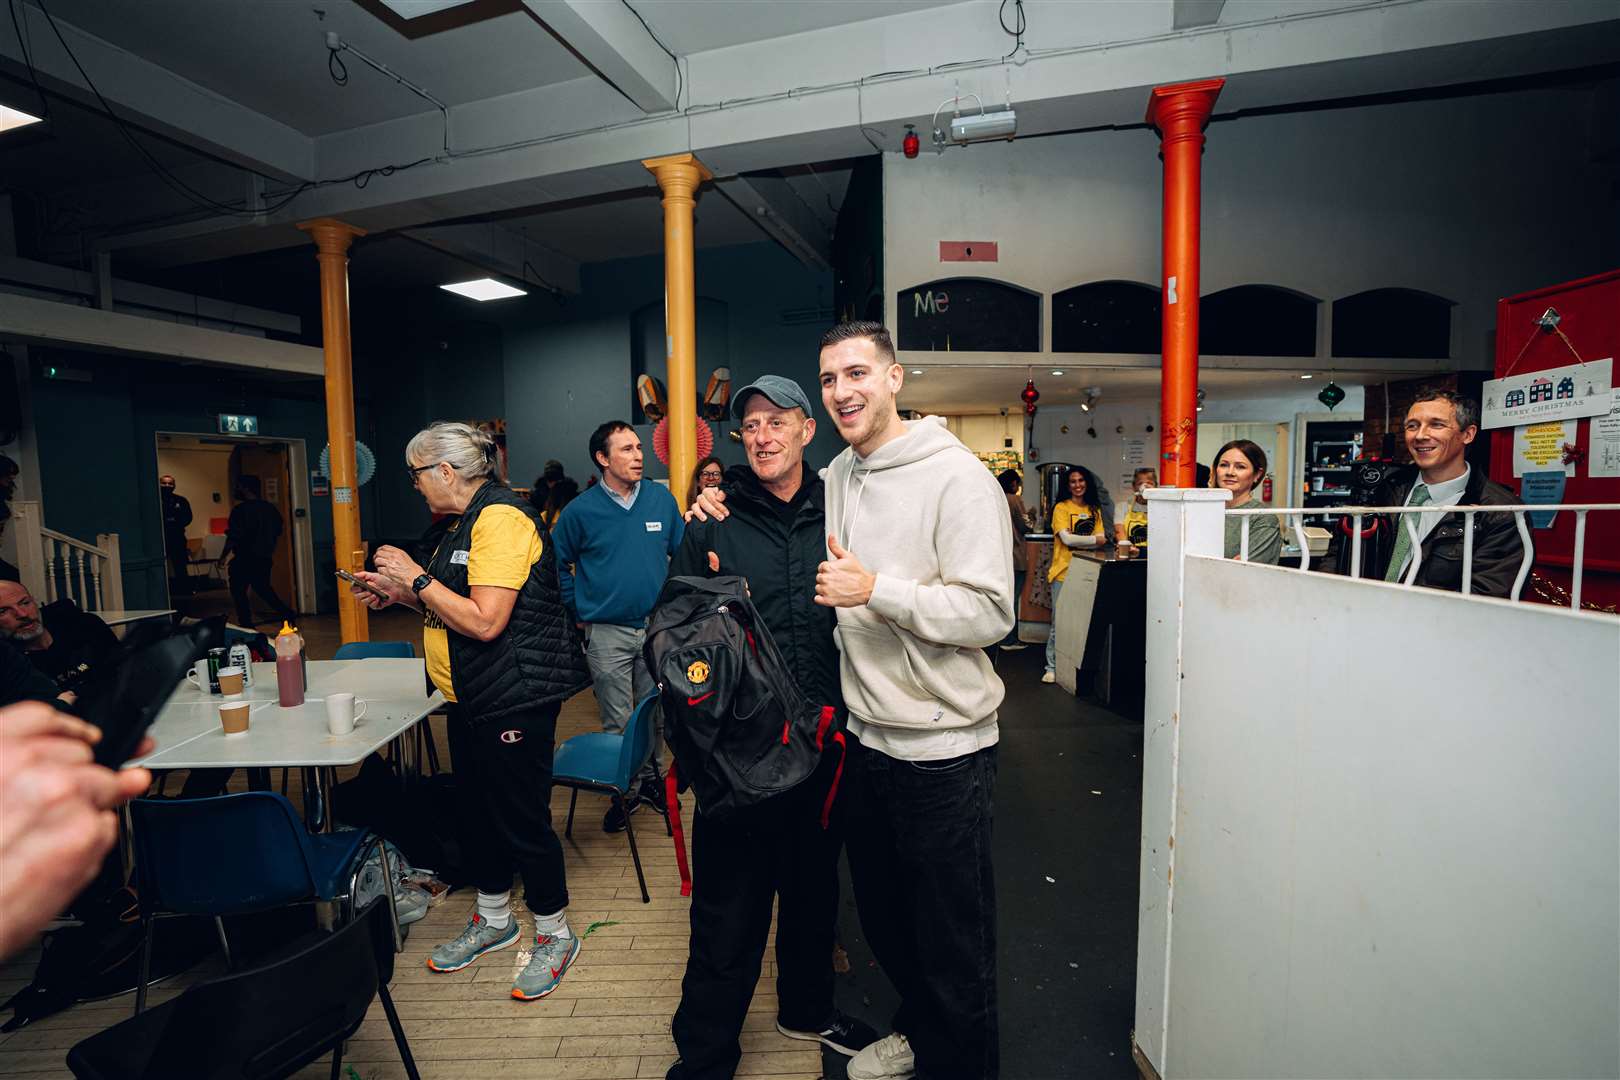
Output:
[220,702,251,736]
[218,667,245,697]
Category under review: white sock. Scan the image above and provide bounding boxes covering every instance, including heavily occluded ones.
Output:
[477,890,512,929]
[533,908,571,939]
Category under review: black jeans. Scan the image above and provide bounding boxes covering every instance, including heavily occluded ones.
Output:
[844,734,999,1080]
[669,784,842,1080]
[228,554,295,626]
[446,701,568,915]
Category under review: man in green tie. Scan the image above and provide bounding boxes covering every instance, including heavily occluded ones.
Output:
[1370,389,1528,597]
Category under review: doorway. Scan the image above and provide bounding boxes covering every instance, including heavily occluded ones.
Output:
[155,432,317,624]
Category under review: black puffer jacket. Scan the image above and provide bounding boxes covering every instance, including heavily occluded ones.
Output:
[1362,465,1531,598]
[669,463,841,710]
[425,480,591,720]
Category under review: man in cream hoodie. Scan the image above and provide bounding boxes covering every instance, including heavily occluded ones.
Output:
[813,322,1014,1080]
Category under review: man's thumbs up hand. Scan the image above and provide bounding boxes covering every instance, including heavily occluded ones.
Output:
[815,533,875,608]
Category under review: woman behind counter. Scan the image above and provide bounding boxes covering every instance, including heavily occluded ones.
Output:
[1212,438,1281,564]
[352,421,592,1002]
[1043,466,1107,685]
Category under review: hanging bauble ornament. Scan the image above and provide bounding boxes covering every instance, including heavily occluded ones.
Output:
[1020,378,1040,417]
[320,441,377,485]
[1317,381,1346,411]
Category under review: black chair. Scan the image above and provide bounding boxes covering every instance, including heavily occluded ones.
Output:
[67,898,419,1080]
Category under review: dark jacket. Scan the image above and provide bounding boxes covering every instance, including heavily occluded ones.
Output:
[2,638,59,707]
[1364,465,1530,598]
[30,600,120,692]
[669,463,842,710]
[225,498,283,559]
[162,490,192,537]
[425,480,591,721]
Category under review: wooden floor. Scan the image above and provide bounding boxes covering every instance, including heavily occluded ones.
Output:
[0,611,820,1079]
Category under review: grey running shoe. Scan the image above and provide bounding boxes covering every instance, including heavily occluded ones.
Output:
[511,932,581,1000]
[426,913,519,973]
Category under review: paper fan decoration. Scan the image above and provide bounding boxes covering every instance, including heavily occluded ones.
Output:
[652,417,714,465]
[320,440,377,485]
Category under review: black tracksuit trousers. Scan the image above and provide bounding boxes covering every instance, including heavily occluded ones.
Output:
[668,783,841,1079]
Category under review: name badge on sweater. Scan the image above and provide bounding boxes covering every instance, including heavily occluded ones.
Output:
[645,521,663,533]
[451,550,471,565]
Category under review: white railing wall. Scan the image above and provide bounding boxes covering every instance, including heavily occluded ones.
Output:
[1227,501,1620,604]
[8,500,124,612]
[1134,489,1620,1080]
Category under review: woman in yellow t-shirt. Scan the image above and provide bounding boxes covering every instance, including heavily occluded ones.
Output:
[351,422,590,1003]
[1044,466,1106,683]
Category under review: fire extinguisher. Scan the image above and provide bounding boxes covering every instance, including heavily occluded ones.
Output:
[1262,476,1273,503]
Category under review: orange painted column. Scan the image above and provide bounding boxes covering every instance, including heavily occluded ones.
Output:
[642,153,713,511]
[1146,79,1223,488]
[297,217,370,644]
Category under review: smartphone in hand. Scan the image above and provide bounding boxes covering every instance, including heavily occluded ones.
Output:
[336,568,390,600]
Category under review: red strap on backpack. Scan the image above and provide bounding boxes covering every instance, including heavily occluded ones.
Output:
[814,705,835,750]
[666,763,692,897]
[820,731,847,830]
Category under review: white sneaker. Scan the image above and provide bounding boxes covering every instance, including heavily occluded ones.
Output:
[847,1031,916,1080]
[1040,671,1056,684]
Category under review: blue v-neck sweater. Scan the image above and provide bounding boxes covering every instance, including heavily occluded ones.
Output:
[551,481,684,626]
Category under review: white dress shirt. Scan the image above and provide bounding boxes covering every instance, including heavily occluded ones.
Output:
[1391,465,1471,577]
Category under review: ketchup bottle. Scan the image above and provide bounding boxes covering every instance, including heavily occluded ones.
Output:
[275,622,305,707]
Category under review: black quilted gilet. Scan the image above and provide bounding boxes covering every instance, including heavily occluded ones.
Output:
[426,480,591,720]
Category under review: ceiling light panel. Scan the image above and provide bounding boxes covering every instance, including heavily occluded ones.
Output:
[378,0,476,18]
[440,278,526,301]
[0,104,44,134]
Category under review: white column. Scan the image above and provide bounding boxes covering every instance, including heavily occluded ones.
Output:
[1134,487,1227,1077]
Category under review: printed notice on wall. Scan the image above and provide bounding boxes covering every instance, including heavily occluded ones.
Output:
[1589,388,1620,479]
[1120,438,1148,497]
[1513,419,1576,477]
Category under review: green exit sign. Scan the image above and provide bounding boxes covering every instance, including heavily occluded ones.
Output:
[218,414,259,435]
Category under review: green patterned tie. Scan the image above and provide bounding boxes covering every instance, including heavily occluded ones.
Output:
[1385,484,1431,582]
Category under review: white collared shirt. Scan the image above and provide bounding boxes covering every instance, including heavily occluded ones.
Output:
[1391,464,1470,577]
[604,479,641,511]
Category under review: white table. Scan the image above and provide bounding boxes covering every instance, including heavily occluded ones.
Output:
[138,658,444,830]
[96,609,176,627]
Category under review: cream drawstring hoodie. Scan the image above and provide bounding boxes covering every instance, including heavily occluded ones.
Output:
[824,415,1015,759]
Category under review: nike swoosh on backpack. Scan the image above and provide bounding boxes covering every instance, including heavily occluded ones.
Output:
[687,691,716,706]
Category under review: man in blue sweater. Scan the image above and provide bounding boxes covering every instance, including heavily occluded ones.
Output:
[552,420,684,832]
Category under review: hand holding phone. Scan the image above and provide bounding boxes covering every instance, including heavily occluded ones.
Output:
[336,568,390,601]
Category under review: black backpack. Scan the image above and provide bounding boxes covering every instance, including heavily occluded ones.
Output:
[645,576,847,886]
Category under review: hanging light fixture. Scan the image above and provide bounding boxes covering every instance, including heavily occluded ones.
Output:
[1318,381,1346,410]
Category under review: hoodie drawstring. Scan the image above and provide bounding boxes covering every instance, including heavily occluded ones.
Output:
[839,468,870,553]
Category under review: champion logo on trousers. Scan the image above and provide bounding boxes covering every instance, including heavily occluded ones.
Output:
[499,729,523,744]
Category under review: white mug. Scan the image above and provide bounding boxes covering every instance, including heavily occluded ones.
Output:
[325,693,367,736]
[186,660,212,692]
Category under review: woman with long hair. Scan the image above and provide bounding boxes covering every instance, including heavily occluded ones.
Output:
[1044,466,1106,684]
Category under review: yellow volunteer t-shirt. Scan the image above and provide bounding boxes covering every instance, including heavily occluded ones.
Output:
[424,504,544,702]
[1047,499,1104,584]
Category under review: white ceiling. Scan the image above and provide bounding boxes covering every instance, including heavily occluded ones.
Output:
[39,0,590,135]
[896,363,1368,414]
[630,0,970,57]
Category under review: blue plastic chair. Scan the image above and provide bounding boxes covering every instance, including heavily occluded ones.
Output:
[333,641,416,660]
[554,695,665,903]
[129,792,397,1013]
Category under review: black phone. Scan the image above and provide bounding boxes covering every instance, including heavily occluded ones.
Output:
[78,619,222,768]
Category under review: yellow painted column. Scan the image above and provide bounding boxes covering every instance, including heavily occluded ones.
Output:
[642,153,713,511]
[297,217,370,644]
